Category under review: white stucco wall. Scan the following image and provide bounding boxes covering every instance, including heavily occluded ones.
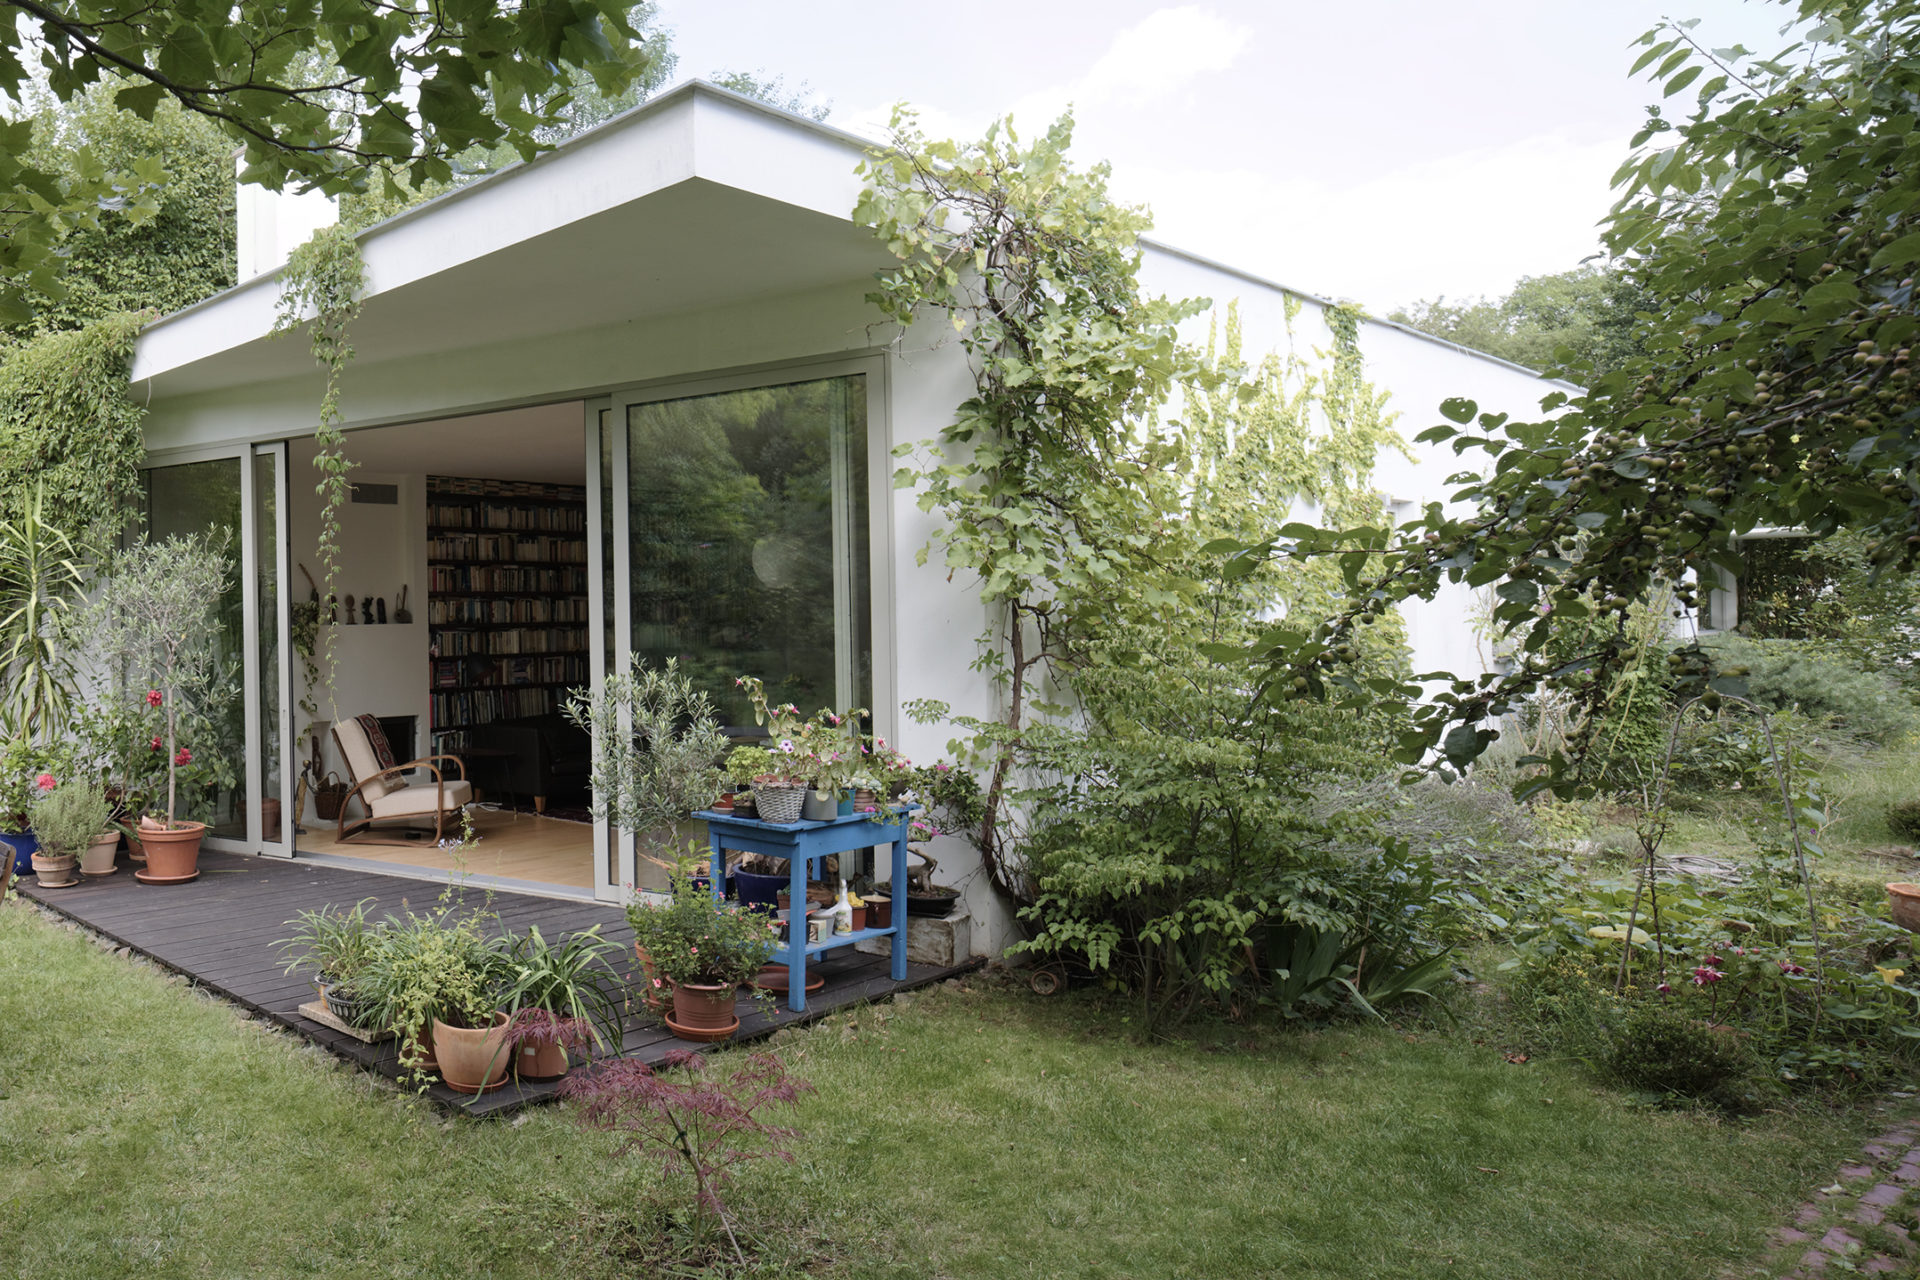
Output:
[1136,244,1558,685]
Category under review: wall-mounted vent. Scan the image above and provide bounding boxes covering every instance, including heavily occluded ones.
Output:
[350,483,399,505]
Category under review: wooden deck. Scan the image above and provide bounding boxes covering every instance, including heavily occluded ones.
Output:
[20,849,975,1117]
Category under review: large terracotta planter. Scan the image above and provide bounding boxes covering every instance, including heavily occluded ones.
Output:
[30,852,78,888]
[431,1013,511,1094]
[669,981,738,1040]
[135,821,205,884]
[1889,882,1920,932]
[79,831,120,877]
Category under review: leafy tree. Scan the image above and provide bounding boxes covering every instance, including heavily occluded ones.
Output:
[3,82,233,345]
[0,0,665,322]
[1391,265,1652,378]
[707,69,829,121]
[1225,0,1920,796]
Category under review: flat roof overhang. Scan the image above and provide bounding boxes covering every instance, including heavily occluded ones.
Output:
[130,83,896,402]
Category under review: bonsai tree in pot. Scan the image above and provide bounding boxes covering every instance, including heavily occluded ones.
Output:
[625,859,777,1041]
[86,534,233,884]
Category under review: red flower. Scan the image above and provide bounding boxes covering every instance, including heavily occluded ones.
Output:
[149,735,162,752]
[1692,966,1724,985]
[33,772,55,792]
[173,748,192,766]
[146,689,163,708]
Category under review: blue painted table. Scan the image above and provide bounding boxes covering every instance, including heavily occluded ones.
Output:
[697,808,913,1013]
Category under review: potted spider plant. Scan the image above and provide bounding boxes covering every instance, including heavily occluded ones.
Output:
[498,924,625,1080]
[277,899,383,1026]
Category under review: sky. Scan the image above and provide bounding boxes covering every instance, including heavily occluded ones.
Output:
[650,0,1801,316]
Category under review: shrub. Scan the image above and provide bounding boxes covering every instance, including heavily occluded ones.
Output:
[1606,1004,1759,1107]
[27,778,111,859]
[1889,799,1920,843]
[1704,634,1918,745]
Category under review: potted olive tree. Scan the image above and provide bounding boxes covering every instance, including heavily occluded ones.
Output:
[86,534,232,885]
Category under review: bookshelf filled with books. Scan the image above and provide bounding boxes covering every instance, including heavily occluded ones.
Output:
[426,476,589,751]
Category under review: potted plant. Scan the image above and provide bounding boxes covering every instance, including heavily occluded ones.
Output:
[86,534,232,885]
[277,898,383,1025]
[624,861,777,1042]
[25,773,109,887]
[356,905,514,1094]
[0,739,71,882]
[724,745,774,818]
[499,924,624,1080]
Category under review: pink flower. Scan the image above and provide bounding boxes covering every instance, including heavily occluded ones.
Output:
[174,748,192,766]
[651,977,662,988]
[33,773,55,792]
[1692,966,1724,985]
[1779,960,1807,976]
[827,713,841,726]
[149,735,162,752]
[936,762,950,772]
[1656,982,1672,995]
[1706,953,1723,965]
[688,945,697,954]
[146,689,163,708]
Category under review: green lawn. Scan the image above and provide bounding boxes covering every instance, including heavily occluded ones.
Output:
[0,902,1889,1279]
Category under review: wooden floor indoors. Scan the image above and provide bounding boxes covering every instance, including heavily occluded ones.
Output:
[293,802,597,889]
[20,849,976,1116]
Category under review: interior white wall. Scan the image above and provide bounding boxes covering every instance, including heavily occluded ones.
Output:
[287,466,430,821]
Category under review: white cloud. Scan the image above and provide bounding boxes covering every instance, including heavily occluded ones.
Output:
[1077,6,1253,106]
[1113,132,1627,313]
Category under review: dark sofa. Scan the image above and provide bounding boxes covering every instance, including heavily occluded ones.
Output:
[466,713,592,812]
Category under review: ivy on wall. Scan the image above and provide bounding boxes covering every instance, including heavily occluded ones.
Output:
[0,312,149,553]
[855,112,1409,907]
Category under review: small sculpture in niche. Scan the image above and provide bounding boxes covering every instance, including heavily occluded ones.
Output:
[343,593,356,624]
[376,596,387,624]
[361,597,374,625]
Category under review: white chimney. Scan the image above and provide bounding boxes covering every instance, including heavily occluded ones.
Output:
[235,154,339,281]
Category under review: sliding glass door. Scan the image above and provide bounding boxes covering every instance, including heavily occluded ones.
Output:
[588,366,879,901]
[138,444,292,856]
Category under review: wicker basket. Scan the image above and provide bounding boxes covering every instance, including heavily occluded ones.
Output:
[312,771,350,822]
[754,783,805,824]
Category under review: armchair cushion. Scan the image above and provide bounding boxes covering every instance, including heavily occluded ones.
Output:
[369,779,474,819]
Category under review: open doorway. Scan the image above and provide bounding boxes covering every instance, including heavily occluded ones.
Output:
[288,403,597,892]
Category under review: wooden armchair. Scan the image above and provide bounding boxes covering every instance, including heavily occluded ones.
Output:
[330,714,472,847]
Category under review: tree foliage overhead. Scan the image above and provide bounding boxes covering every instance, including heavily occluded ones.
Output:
[1390,265,1651,379]
[1227,0,1920,796]
[4,81,233,345]
[0,0,665,322]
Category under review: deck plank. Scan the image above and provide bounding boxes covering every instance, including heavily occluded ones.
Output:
[21,849,975,1115]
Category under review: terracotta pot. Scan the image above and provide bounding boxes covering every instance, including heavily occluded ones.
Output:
[777,890,792,910]
[135,821,205,884]
[80,831,120,877]
[711,793,735,815]
[514,1033,571,1081]
[125,834,145,864]
[30,852,78,888]
[849,905,868,932]
[431,1012,511,1094]
[1890,882,1920,932]
[672,981,737,1032]
[261,798,282,842]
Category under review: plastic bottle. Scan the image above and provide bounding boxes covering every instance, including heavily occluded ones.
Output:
[832,881,854,935]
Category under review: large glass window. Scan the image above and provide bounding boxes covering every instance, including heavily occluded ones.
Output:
[140,459,247,838]
[624,375,870,725]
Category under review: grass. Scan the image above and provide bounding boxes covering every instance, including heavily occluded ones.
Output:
[0,902,1896,1279]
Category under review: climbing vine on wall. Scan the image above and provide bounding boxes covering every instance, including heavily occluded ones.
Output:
[0,312,149,554]
[855,112,1407,906]
[274,223,365,707]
